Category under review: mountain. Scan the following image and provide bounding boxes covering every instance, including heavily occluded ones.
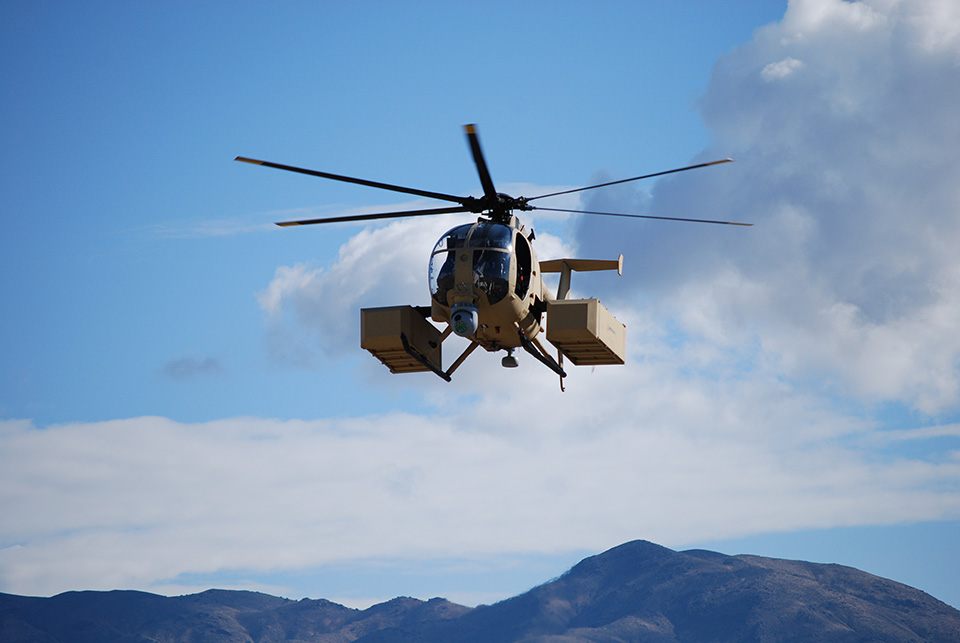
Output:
[0,589,467,643]
[406,541,960,642]
[2,540,958,642]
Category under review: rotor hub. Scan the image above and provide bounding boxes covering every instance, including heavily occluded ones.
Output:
[468,193,532,224]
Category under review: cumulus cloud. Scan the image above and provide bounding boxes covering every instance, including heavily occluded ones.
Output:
[576,0,960,414]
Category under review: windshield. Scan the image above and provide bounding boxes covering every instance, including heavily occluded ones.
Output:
[429,222,513,306]
[466,222,513,251]
[429,224,472,304]
[473,250,510,304]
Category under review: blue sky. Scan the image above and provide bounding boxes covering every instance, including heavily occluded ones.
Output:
[2,0,959,611]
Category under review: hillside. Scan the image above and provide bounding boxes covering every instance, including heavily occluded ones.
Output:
[2,540,958,642]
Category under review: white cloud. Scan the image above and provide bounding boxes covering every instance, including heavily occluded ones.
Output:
[761,56,805,80]
[1,375,957,597]
[576,0,960,414]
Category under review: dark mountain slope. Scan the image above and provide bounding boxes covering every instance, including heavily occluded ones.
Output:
[2,540,958,642]
[0,589,468,643]
[0,589,290,643]
[372,540,960,642]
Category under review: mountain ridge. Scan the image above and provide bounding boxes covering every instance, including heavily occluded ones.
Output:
[2,540,958,642]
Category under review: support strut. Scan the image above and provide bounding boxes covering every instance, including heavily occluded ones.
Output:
[400,331,479,382]
[401,333,451,382]
[517,328,567,378]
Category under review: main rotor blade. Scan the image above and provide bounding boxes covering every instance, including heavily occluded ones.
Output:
[532,206,752,226]
[463,124,498,200]
[276,206,469,227]
[236,157,467,204]
[526,159,734,202]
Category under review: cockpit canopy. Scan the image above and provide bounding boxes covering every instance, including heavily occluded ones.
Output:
[429,221,514,307]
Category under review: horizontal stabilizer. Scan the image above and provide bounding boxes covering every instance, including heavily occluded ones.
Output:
[540,255,623,276]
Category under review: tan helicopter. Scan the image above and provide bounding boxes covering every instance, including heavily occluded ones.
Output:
[237,125,748,387]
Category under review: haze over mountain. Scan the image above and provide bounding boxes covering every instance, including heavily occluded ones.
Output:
[2,540,958,642]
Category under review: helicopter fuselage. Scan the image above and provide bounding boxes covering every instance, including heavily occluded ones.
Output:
[428,216,544,352]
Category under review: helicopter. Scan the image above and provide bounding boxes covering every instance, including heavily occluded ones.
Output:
[236,125,748,387]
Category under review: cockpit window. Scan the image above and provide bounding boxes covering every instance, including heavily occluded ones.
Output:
[429,222,512,306]
[429,224,472,305]
[473,250,510,304]
[432,224,471,253]
[466,222,513,251]
[514,232,531,299]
